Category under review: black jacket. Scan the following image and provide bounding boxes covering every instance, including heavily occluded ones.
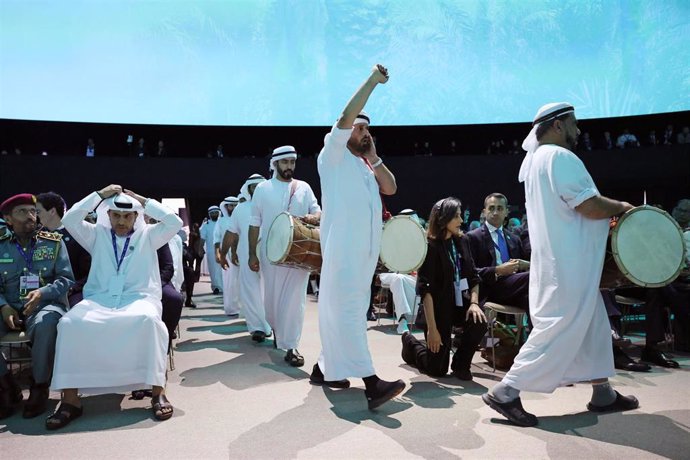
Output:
[465,223,527,286]
[416,235,481,332]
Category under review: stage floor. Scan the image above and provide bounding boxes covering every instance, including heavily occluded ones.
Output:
[2,277,689,459]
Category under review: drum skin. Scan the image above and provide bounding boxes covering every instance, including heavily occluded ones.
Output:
[601,205,686,288]
[267,212,322,272]
[379,216,428,274]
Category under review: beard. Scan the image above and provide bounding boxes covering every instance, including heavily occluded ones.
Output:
[348,137,371,155]
[210,215,219,221]
[278,168,294,180]
[565,133,578,151]
[18,219,37,234]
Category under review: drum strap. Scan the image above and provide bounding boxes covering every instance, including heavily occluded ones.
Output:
[287,179,300,212]
[361,157,392,221]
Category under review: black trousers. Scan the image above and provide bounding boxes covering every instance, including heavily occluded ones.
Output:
[482,271,530,312]
[402,308,487,377]
[161,283,184,347]
[644,282,690,346]
[182,264,196,304]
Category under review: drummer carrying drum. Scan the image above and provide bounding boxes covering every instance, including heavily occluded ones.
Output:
[248,145,321,367]
[483,101,639,427]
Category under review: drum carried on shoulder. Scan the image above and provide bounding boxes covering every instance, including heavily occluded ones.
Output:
[265,212,428,274]
[600,205,686,288]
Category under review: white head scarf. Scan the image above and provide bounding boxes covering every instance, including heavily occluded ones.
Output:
[207,205,221,219]
[270,145,297,179]
[518,102,575,183]
[239,173,266,202]
[353,111,370,126]
[95,193,145,231]
[219,196,239,218]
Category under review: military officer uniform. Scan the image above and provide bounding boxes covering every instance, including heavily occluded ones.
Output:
[0,228,74,417]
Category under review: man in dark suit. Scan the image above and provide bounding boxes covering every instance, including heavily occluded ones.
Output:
[466,193,530,311]
[36,192,92,306]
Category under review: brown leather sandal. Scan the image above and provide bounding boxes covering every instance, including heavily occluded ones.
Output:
[45,402,83,430]
[151,394,173,421]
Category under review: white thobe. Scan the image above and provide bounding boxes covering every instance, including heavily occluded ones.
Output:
[249,178,320,349]
[169,234,184,292]
[229,201,270,334]
[214,216,239,314]
[503,144,614,393]
[317,124,382,381]
[200,219,223,291]
[378,273,418,322]
[52,192,182,394]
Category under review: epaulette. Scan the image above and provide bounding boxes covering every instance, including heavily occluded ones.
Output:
[37,230,63,242]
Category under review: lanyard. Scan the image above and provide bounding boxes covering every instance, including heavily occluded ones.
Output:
[111,230,132,273]
[14,239,36,272]
[448,240,461,282]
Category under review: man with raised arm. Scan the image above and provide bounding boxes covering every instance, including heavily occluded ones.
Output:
[48,184,182,430]
[314,64,405,410]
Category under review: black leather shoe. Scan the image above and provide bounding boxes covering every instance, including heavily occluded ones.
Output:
[309,364,351,389]
[482,393,538,427]
[251,331,266,342]
[0,374,23,419]
[366,308,377,322]
[285,349,305,367]
[641,348,680,368]
[365,379,406,410]
[185,302,197,308]
[613,346,651,372]
[452,368,473,381]
[587,391,639,412]
[213,288,220,295]
[23,382,50,419]
[400,332,415,365]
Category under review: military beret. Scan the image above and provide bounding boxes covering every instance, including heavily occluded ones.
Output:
[0,193,36,216]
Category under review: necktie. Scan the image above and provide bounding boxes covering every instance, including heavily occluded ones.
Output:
[496,229,510,264]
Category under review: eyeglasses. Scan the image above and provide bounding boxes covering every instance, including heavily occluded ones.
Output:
[13,208,37,216]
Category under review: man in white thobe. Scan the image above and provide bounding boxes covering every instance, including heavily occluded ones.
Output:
[483,102,639,427]
[248,146,321,367]
[221,174,272,341]
[214,197,240,315]
[200,205,223,293]
[49,184,182,430]
[314,64,406,410]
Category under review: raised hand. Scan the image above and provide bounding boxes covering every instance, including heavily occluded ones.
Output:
[98,184,123,199]
[123,189,148,206]
[372,64,389,84]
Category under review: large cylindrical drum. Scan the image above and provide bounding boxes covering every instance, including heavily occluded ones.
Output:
[266,212,322,272]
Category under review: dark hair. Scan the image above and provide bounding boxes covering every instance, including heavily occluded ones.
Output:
[427,197,462,240]
[484,193,508,208]
[36,191,66,218]
[535,113,572,141]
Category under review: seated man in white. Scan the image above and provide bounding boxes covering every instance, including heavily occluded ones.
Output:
[378,272,417,335]
[47,184,182,430]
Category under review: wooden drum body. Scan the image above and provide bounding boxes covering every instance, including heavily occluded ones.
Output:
[266,212,322,272]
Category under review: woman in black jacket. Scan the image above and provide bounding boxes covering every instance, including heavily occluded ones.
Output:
[402,197,487,380]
